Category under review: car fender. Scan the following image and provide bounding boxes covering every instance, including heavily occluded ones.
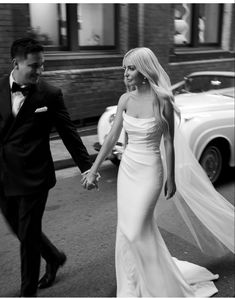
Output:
[97,105,126,146]
[183,118,234,166]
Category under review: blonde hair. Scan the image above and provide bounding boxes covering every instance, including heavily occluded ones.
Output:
[123,47,180,127]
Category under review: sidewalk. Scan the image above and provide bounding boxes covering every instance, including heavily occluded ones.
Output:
[50,128,99,170]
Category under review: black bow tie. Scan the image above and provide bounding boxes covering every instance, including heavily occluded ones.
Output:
[11,82,33,96]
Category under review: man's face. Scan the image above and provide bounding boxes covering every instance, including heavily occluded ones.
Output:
[14,51,45,85]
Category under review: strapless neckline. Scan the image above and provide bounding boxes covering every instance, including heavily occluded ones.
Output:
[123,111,155,121]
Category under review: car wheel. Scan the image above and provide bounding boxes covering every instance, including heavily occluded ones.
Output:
[199,145,223,184]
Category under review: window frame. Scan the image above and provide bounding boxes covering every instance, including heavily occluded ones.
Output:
[175,3,224,48]
[191,4,223,47]
[40,4,118,51]
[28,3,68,51]
[66,3,118,51]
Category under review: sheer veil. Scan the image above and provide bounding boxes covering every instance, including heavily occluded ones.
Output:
[123,47,234,257]
[156,123,234,257]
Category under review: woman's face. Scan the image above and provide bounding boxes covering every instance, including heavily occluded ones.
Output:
[123,62,144,88]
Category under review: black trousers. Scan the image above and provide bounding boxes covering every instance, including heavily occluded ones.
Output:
[0,189,61,297]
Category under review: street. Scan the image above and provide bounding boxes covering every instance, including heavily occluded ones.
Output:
[0,161,234,297]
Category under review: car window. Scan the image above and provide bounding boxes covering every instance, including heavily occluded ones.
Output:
[186,76,212,92]
[212,76,234,89]
[187,75,234,92]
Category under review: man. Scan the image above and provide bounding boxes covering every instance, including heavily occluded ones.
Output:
[0,38,94,297]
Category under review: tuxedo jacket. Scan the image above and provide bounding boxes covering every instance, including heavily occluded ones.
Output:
[0,76,92,196]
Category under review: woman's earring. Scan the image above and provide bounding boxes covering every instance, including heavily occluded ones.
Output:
[142,77,147,85]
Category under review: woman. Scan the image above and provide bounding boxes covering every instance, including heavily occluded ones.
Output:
[82,47,234,296]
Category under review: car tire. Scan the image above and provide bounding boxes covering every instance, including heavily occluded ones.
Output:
[199,144,223,184]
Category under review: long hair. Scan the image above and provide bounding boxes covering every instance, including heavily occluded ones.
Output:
[123,47,180,127]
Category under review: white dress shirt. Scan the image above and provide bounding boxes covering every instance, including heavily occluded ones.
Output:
[10,72,26,116]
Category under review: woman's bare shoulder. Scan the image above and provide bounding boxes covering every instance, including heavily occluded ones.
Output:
[118,92,133,109]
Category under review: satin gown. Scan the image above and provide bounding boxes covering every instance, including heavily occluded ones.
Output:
[116,112,220,297]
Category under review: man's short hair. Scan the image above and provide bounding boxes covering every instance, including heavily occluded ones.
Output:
[10,37,44,60]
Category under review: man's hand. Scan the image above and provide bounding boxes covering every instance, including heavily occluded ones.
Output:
[81,170,100,190]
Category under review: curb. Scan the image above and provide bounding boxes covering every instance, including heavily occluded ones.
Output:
[54,153,97,171]
[50,125,97,140]
[51,124,98,171]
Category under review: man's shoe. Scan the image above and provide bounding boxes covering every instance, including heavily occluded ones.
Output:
[38,252,67,289]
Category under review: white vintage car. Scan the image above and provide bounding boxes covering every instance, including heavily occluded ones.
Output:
[94,73,235,184]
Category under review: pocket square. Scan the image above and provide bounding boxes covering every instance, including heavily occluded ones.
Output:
[35,106,48,113]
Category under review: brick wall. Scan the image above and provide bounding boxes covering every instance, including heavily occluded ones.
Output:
[142,4,173,69]
[128,4,139,49]
[0,4,30,76]
[44,54,123,71]
[42,67,126,121]
[0,5,14,75]
[118,4,129,55]
[231,4,235,51]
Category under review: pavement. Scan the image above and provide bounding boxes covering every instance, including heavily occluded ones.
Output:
[51,125,99,170]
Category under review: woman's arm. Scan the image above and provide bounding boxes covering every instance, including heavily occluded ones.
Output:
[82,93,127,188]
[163,98,176,199]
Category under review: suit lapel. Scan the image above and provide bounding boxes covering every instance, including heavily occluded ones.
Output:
[2,83,43,142]
[0,76,12,120]
[0,76,14,139]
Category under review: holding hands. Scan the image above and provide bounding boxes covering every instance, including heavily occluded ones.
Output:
[81,170,101,190]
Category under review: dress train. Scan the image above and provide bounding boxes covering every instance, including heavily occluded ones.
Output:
[115,112,234,297]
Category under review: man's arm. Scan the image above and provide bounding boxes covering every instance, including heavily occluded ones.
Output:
[49,89,92,173]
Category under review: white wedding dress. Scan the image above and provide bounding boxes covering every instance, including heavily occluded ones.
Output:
[116,112,234,297]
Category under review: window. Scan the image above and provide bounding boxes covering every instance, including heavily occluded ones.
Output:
[174,4,223,47]
[173,74,234,95]
[29,3,67,49]
[186,76,218,92]
[77,4,115,47]
[28,3,116,51]
[174,4,192,45]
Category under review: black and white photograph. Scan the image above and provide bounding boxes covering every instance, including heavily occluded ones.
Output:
[0,1,234,297]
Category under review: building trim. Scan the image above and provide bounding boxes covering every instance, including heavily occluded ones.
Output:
[43,66,123,76]
[170,57,235,66]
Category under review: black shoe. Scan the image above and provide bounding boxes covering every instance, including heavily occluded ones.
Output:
[38,252,67,289]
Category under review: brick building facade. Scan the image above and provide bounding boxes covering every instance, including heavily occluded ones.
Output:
[0,3,234,124]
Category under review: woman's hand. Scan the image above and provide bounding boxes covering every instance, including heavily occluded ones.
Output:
[164,179,176,200]
[81,170,100,190]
